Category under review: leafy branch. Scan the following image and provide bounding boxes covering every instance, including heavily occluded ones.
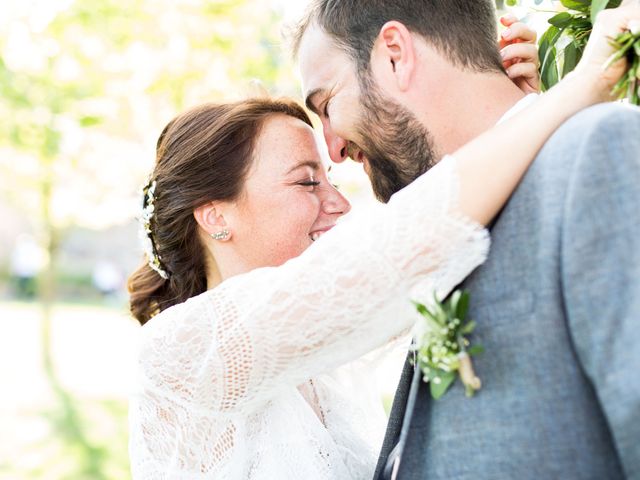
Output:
[538,0,639,104]
[499,1,638,103]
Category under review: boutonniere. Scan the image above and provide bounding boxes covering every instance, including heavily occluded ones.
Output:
[412,290,483,399]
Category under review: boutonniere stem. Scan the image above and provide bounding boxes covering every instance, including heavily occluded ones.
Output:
[458,351,482,393]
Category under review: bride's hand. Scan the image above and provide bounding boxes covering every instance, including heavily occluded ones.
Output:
[499,14,540,94]
[574,0,640,102]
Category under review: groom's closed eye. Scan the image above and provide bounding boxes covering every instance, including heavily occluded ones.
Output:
[305,88,326,116]
[322,100,331,119]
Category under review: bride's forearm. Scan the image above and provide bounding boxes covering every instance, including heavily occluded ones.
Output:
[453,71,602,226]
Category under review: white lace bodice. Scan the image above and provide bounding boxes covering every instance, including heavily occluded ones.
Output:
[128,155,490,479]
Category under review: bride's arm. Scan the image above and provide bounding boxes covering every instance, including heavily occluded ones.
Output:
[136,5,639,414]
[457,73,602,227]
[455,2,639,226]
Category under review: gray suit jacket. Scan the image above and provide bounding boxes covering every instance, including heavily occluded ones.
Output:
[374,103,640,480]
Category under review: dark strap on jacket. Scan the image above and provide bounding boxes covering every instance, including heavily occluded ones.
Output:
[373,350,426,479]
[382,362,423,479]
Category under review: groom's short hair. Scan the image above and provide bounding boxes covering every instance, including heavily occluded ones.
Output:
[292,0,504,74]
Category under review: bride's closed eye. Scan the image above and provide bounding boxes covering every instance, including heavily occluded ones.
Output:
[297,178,321,190]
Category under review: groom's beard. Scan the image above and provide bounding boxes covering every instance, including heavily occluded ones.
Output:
[354,76,438,203]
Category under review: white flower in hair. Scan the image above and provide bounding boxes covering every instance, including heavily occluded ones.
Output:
[139,180,169,280]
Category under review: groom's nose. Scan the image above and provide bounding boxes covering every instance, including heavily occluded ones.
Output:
[322,122,349,163]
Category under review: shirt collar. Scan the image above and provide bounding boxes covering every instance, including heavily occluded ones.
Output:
[496,93,539,125]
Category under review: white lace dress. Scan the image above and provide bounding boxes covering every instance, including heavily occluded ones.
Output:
[128,155,490,479]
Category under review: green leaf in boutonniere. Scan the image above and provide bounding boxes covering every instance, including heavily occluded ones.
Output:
[412,290,483,400]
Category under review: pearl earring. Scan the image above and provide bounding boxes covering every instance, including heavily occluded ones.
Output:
[211,230,230,241]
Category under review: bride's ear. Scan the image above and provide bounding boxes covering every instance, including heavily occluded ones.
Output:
[193,202,232,241]
[371,21,416,93]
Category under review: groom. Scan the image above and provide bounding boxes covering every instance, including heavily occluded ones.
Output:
[294,0,640,478]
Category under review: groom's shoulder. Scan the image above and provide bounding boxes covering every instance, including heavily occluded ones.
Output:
[548,102,640,149]
[533,102,640,176]
[513,103,640,203]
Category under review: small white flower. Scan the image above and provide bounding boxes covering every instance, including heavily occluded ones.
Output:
[138,178,169,280]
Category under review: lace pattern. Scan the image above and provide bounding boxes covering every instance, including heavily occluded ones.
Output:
[129,155,490,479]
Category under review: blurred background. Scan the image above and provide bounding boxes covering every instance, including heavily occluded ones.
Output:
[0,0,553,478]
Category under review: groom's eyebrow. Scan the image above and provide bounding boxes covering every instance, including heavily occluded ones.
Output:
[304,88,324,115]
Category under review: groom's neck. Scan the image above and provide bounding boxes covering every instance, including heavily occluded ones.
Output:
[419,71,527,157]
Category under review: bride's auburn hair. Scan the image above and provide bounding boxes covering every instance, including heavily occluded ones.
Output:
[128,98,313,325]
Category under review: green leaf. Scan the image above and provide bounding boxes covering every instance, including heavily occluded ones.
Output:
[541,46,559,91]
[420,363,438,381]
[430,294,448,326]
[559,0,591,14]
[539,25,560,60]
[449,290,461,317]
[568,17,593,32]
[456,290,470,321]
[591,0,609,25]
[413,301,429,317]
[430,371,457,400]
[414,301,435,319]
[538,25,561,91]
[548,12,573,29]
[460,320,477,335]
[79,116,102,127]
[468,344,485,356]
[413,301,444,333]
[562,41,579,77]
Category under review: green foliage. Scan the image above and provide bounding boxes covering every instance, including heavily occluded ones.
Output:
[559,0,593,14]
[538,12,592,92]
[537,0,639,105]
[609,30,640,104]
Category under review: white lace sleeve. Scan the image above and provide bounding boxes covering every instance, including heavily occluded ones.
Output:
[137,155,489,414]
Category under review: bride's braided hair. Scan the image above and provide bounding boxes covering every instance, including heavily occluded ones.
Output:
[128,98,312,325]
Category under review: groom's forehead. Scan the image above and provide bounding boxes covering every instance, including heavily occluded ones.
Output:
[298,25,354,99]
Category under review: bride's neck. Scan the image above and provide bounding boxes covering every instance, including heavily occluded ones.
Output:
[204,251,224,290]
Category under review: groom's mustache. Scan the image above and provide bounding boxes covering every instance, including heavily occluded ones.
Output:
[345,142,366,164]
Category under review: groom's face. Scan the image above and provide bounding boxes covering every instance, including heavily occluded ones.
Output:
[299,24,439,202]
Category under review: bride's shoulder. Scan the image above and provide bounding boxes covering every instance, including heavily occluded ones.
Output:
[136,289,221,384]
[141,288,219,338]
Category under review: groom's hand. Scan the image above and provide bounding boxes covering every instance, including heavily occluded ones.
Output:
[499,14,540,94]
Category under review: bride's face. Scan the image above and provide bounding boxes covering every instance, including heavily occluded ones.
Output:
[225,114,351,269]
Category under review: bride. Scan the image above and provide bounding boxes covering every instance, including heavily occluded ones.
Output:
[127,7,639,479]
